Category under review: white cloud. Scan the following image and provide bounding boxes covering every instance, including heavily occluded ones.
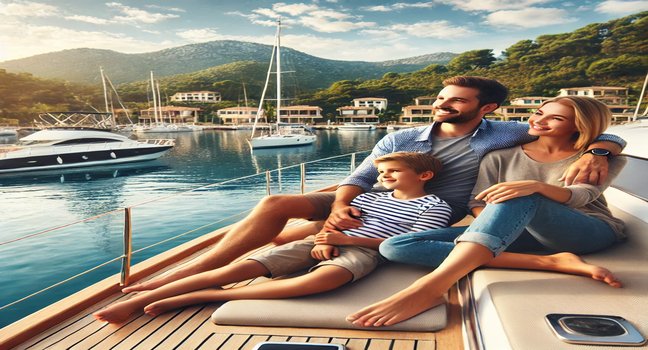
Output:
[363,5,391,12]
[595,0,648,15]
[253,8,281,19]
[441,0,553,12]
[391,21,475,38]
[486,7,577,28]
[0,0,59,17]
[299,17,375,32]
[176,28,222,42]
[146,5,186,13]
[66,15,112,25]
[0,22,175,61]
[272,2,319,16]
[360,29,404,40]
[363,2,436,11]
[106,2,180,24]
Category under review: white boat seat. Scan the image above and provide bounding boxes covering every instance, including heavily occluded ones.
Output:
[469,198,648,349]
[211,263,448,331]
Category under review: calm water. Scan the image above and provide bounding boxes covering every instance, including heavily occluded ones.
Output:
[0,129,386,327]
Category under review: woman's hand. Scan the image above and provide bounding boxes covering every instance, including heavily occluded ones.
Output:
[311,244,339,260]
[315,231,350,246]
[475,180,543,203]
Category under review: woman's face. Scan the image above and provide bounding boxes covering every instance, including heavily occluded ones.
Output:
[528,102,578,139]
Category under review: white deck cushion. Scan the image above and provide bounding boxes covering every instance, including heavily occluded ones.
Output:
[211,263,447,331]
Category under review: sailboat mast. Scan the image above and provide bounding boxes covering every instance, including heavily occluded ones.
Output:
[150,71,159,124]
[100,67,113,127]
[156,80,163,123]
[250,22,279,138]
[275,21,282,128]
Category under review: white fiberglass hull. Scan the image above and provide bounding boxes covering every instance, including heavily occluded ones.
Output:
[249,134,316,149]
[337,124,376,131]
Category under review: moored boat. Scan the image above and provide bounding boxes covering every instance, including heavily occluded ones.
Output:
[0,128,174,174]
[337,123,377,131]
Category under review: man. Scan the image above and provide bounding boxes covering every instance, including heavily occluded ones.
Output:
[123,76,624,293]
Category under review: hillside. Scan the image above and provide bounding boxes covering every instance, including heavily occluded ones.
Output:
[0,41,456,87]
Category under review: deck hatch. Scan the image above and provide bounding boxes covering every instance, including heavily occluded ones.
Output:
[546,313,646,346]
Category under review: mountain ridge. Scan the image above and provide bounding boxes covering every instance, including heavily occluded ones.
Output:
[0,41,457,87]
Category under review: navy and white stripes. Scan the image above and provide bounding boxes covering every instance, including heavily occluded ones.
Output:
[343,192,452,240]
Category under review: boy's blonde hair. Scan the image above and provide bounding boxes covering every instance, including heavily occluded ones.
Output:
[540,96,611,151]
[373,152,443,174]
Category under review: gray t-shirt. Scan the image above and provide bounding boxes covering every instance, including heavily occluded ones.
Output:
[469,146,626,239]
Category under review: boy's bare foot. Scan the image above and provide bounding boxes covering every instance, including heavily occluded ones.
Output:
[548,252,622,288]
[346,286,445,327]
[92,301,139,324]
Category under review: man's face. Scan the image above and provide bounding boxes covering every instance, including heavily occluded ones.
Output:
[432,85,485,124]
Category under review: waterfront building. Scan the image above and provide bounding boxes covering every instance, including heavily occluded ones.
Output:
[139,106,200,124]
[492,96,552,121]
[335,106,379,124]
[277,105,322,124]
[217,106,265,125]
[170,91,222,103]
[399,96,435,124]
[559,86,633,122]
[352,97,388,111]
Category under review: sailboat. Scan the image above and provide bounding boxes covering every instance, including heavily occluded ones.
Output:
[248,21,317,149]
[133,72,193,133]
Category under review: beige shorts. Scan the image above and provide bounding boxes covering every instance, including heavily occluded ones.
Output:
[248,236,384,282]
[303,192,336,221]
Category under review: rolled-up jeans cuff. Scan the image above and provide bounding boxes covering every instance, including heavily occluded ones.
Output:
[455,231,507,256]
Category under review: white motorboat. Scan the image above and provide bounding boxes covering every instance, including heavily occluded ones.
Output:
[0,128,174,174]
[337,123,377,131]
[0,128,18,136]
[133,123,194,133]
[249,21,317,149]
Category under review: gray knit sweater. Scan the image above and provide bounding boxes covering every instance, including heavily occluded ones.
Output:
[469,146,626,239]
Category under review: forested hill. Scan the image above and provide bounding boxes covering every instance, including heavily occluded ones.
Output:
[298,11,648,117]
[0,40,456,86]
[1,12,646,124]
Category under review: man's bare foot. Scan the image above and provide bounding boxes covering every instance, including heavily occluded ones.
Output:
[122,269,194,293]
[93,300,139,324]
[548,253,622,288]
[346,286,445,327]
[143,298,183,317]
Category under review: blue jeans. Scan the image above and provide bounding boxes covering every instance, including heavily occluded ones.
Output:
[380,194,617,268]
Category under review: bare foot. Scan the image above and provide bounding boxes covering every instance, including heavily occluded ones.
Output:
[122,269,194,293]
[346,286,446,327]
[144,298,182,317]
[93,300,139,323]
[548,253,622,288]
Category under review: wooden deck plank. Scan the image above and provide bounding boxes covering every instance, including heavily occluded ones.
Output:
[289,336,309,342]
[194,332,230,350]
[240,335,271,350]
[269,335,290,342]
[416,339,436,350]
[211,333,251,350]
[367,338,392,350]
[434,287,463,350]
[73,314,155,349]
[130,306,203,350]
[392,339,416,350]
[331,337,349,345]
[345,338,369,350]
[308,337,332,343]
[159,306,218,350]
[110,309,182,350]
[46,316,118,349]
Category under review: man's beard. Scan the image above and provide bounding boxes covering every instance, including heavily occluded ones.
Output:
[433,107,482,124]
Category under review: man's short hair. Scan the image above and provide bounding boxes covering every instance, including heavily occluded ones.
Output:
[442,76,508,107]
[374,152,442,174]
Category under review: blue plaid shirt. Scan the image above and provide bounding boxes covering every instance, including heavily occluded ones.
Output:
[340,119,626,220]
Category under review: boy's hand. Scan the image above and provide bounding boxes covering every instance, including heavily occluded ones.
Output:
[315,231,350,246]
[311,244,339,260]
[325,205,362,231]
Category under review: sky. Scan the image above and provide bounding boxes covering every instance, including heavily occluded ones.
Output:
[0,0,646,63]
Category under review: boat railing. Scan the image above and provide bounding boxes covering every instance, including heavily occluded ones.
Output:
[0,151,365,321]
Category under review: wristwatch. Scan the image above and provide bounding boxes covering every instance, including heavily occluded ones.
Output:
[583,148,612,158]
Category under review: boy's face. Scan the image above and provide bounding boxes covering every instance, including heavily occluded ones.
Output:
[376,160,432,191]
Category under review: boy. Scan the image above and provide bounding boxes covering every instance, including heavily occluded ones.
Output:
[94,152,452,323]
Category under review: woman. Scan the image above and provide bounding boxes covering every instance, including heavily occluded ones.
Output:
[347,96,626,327]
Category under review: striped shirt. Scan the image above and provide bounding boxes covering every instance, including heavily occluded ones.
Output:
[343,192,452,239]
[339,119,626,220]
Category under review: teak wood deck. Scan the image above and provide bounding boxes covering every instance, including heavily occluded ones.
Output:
[2,216,464,350]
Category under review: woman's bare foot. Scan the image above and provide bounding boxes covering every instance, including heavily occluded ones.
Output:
[346,286,446,327]
[93,300,140,323]
[548,253,622,288]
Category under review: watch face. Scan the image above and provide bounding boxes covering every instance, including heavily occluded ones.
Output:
[591,149,610,156]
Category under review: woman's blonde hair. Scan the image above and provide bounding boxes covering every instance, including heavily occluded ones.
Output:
[539,96,611,151]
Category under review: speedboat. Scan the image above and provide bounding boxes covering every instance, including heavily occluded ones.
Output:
[0,128,175,174]
[0,127,18,136]
[337,123,377,131]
